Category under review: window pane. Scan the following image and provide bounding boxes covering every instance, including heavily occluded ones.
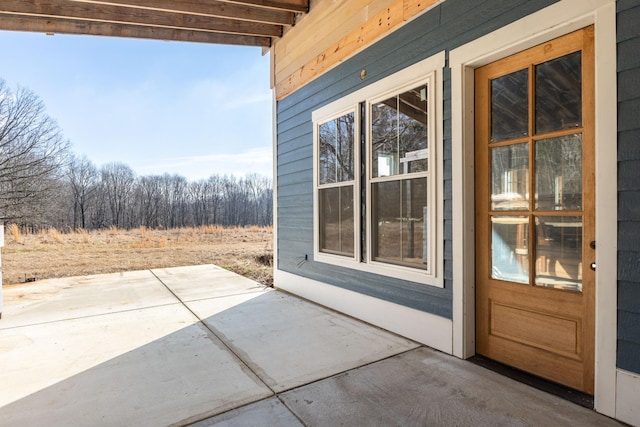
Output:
[535,216,582,292]
[319,112,355,185]
[371,85,428,178]
[535,51,582,134]
[491,143,529,210]
[491,216,529,284]
[372,178,428,269]
[535,134,582,210]
[491,69,528,142]
[319,186,354,256]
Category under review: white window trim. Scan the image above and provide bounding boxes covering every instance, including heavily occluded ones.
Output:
[313,106,361,262]
[312,51,445,287]
[365,78,438,278]
[449,0,617,417]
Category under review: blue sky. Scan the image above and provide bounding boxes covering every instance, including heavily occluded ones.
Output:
[0,31,273,181]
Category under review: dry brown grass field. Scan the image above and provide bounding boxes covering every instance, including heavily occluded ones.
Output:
[1,224,273,287]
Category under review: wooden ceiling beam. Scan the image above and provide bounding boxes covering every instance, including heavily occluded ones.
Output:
[67,0,295,25]
[0,0,283,37]
[0,15,272,47]
[224,0,308,13]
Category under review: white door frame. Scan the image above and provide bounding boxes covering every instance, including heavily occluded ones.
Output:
[449,0,617,417]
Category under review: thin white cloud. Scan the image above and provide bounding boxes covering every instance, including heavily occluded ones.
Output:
[133,147,273,181]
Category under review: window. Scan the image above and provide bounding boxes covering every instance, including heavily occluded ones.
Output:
[369,85,430,270]
[313,52,444,286]
[317,111,357,257]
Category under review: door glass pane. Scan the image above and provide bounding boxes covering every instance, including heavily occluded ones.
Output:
[491,143,529,210]
[535,51,582,134]
[535,216,582,292]
[535,134,582,210]
[319,186,354,256]
[319,112,355,185]
[371,85,428,178]
[372,178,428,269]
[491,216,529,284]
[491,69,528,142]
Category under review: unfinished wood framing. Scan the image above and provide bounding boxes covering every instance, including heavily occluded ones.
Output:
[273,0,441,99]
[0,0,309,47]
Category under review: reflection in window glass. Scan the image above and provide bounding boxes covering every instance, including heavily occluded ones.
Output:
[536,51,582,134]
[491,216,529,284]
[319,112,355,185]
[535,216,582,292]
[491,69,529,142]
[372,178,428,269]
[371,85,428,178]
[319,186,354,256]
[491,143,529,210]
[535,134,582,210]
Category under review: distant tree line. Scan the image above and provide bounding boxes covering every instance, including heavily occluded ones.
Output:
[0,79,272,230]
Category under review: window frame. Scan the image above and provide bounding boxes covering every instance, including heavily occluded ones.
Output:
[313,106,360,261]
[366,80,437,276]
[312,51,445,287]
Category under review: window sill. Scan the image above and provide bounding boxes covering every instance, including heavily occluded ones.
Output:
[314,251,444,288]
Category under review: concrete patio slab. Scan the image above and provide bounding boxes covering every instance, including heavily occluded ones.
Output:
[0,270,175,328]
[0,265,624,426]
[153,264,265,302]
[279,346,621,426]
[0,277,273,427]
[188,289,420,392]
[191,397,304,427]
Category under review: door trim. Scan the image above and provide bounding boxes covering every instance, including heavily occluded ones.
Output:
[449,0,617,417]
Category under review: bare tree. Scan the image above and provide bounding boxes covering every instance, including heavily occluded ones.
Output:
[136,175,163,228]
[189,179,208,226]
[100,162,135,228]
[159,174,188,228]
[0,80,70,222]
[67,154,98,229]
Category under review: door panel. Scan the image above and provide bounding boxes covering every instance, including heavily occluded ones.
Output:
[475,27,595,394]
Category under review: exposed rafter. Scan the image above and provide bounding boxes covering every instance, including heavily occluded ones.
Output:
[0,0,309,47]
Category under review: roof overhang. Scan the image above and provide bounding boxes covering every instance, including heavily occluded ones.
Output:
[0,0,309,48]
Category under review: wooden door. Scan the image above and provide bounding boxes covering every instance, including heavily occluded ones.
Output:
[475,27,595,394]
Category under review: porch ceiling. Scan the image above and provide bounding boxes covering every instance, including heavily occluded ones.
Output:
[0,0,309,48]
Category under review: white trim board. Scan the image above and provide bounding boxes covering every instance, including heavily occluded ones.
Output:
[616,369,640,426]
[271,76,279,273]
[275,269,453,353]
[449,0,617,418]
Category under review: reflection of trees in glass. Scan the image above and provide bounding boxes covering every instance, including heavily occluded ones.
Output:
[318,112,355,258]
[491,69,529,142]
[319,112,355,184]
[490,143,529,210]
[371,85,428,177]
[535,52,582,134]
[535,134,582,210]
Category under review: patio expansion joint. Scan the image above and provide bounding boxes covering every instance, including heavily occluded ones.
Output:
[148,270,425,426]
[185,345,426,426]
[149,269,279,392]
[176,289,269,305]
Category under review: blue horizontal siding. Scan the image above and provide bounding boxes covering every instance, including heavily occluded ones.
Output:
[617,1,640,375]
[618,340,640,374]
[619,281,640,313]
[619,161,640,191]
[618,69,640,102]
[618,129,640,161]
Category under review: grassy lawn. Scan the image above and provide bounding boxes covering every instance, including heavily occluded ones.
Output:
[2,225,273,287]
